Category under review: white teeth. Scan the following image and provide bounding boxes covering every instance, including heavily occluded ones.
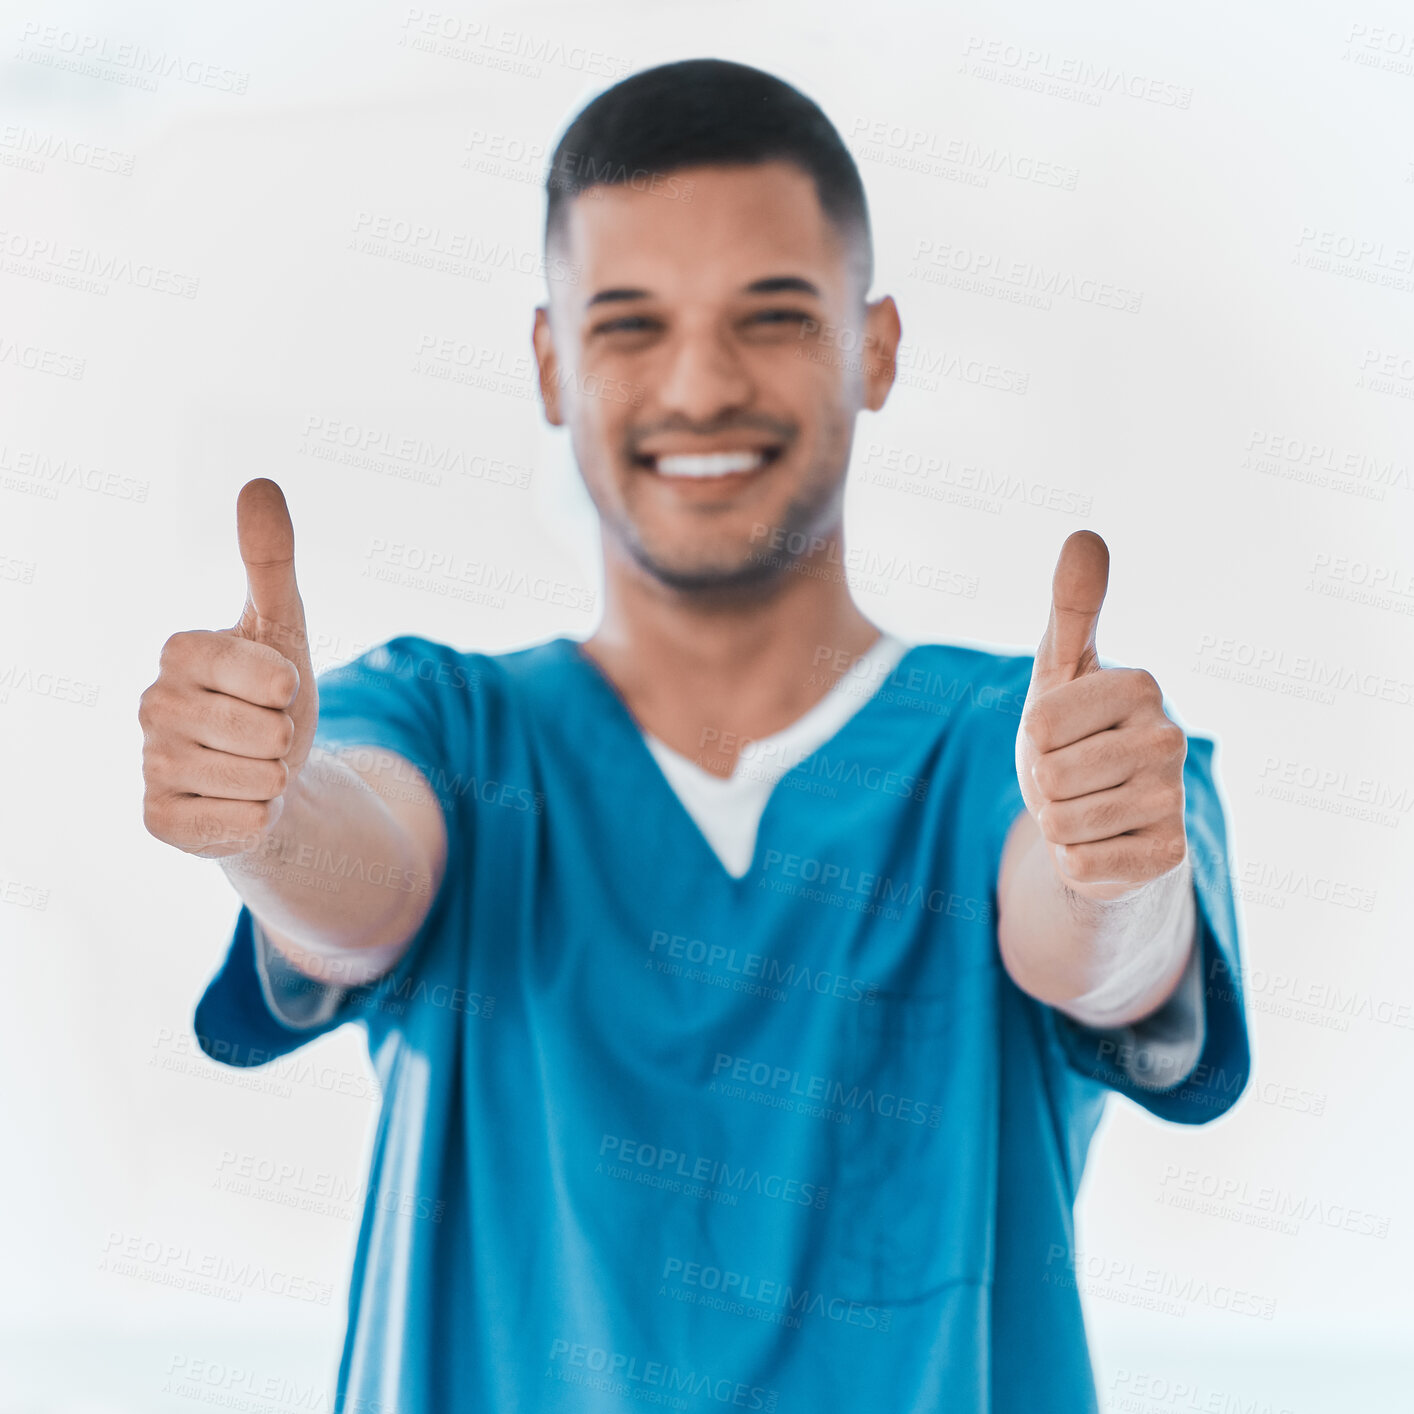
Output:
[653,451,766,478]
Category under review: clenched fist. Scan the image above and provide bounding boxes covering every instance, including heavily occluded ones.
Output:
[1015,531,1188,904]
[139,479,319,858]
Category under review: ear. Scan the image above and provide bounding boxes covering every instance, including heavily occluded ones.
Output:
[861,295,901,412]
[532,306,564,426]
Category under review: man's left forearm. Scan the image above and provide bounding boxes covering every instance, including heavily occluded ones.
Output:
[997,812,1197,1027]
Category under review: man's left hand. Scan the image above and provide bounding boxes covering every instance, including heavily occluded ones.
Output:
[1015,531,1189,905]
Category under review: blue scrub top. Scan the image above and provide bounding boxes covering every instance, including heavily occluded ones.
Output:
[195,635,1251,1413]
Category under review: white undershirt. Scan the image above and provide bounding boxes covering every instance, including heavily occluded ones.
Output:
[642,633,911,877]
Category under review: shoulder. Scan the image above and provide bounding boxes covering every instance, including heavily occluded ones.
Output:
[320,634,570,691]
[892,638,1035,728]
[316,634,587,734]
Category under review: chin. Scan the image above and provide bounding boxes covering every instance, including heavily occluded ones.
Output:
[626,537,786,596]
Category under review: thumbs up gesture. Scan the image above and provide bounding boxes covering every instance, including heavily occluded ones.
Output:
[139,479,320,858]
[1015,531,1188,904]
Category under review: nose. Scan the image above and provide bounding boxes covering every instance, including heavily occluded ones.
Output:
[652,324,755,424]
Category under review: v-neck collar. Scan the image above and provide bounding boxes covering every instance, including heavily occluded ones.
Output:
[644,632,911,793]
[550,636,925,886]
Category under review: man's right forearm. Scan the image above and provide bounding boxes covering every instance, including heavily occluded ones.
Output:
[220,746,440,988]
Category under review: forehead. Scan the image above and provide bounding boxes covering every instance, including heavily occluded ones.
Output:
[554,160,856,301]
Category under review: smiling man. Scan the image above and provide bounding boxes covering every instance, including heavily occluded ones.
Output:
[147,59,1251,1414]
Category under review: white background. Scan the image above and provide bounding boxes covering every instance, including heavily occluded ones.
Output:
[3,1,1412,1408]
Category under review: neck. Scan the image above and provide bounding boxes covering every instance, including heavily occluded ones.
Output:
[581,528,883,777]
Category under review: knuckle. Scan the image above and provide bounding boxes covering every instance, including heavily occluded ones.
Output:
[1023,702,1052,749]
[269,659,299,705]
[1151,722,1185,760]
[273,712,296,757]
[1031,760,1058,798]
[138,682,172,726]
[259,758,289,798]
[159,629,199,671]
[141,797,168,839]
[1065,848,1101,883]
[142,740,174,781]
[1130,667,1161,699]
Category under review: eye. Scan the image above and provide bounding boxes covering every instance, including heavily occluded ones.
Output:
[592,315,659,336]
[746,307,813,327]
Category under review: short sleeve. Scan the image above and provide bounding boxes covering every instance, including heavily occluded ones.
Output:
[310,635,481,817]
[192,635,474,1067]
[1041,732,1253,1124]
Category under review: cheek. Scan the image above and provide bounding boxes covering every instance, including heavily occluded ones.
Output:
[566,405,641,514]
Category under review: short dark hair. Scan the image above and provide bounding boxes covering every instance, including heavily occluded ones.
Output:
[544,58,872,286]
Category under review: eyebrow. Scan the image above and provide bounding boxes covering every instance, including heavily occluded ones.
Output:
[585,287,651,308]
[583,274,823,309]
[744,275,822,297]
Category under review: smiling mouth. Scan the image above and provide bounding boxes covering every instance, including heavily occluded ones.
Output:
[635,447,785,479]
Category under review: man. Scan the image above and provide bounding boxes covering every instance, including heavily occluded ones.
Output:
[140,59,1250,1413]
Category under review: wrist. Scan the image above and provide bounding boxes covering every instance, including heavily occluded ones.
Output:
[1058,865,1197,1025]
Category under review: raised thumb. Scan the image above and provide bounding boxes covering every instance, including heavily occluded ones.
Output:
[235,479,307,653]
[1029,529,1109,695]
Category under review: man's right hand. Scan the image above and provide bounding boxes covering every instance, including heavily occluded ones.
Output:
[139,479,320,859]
